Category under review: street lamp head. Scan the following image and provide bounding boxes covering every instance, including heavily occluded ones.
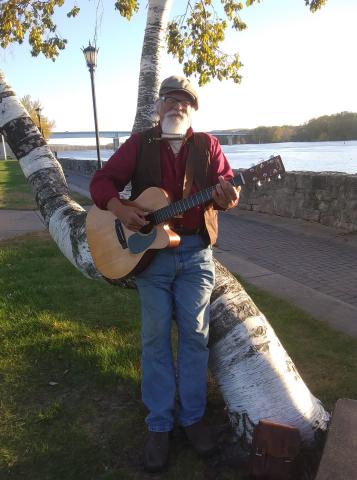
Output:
[34,105,43,135]
[82,41,98,70]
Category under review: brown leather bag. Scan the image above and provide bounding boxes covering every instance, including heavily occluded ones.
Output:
[249,419,301,480]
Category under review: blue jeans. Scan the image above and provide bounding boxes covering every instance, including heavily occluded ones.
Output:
[135,234,215,432]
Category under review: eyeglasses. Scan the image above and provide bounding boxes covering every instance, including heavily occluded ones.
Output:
[161,95,192,108]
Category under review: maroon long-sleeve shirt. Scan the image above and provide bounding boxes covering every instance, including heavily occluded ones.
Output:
[90,128,234,230]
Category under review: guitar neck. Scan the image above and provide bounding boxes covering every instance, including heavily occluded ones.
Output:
[147,172,245,225]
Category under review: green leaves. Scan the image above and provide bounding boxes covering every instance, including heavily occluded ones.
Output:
[67,6,81,18]
[167,0,247,85]
[223,0,246,30]
[0,0,142,59]
[0,0,329,70]
[166,0,328,85]
[0,0,79,60]
[246,0,263,7]
[304,0,328,13]
[114,0,139,20]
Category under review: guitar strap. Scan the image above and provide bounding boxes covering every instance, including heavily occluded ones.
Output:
[130,126,162,200]
[182,133,211,198]
[182,133,218,246]
[182,149,194,199]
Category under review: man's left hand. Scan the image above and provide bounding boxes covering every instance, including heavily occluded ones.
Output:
[213,176,240,210]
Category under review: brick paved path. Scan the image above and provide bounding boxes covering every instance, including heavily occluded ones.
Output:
[218,213,357,309]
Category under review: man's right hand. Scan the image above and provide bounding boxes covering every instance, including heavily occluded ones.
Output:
[106,197,150,232]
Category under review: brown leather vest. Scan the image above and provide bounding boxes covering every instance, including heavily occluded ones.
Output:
[131,126,218,245]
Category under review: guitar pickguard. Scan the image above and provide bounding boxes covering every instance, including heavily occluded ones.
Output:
[127,228,158,254]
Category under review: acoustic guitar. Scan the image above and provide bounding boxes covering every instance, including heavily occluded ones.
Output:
[86,155,285,281]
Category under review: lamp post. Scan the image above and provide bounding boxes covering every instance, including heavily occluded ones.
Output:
[35,106,43,135]
[1,134,7,161]
[82,41,102,170]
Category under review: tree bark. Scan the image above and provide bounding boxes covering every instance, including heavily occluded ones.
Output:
[132,0,173,133]
[210,260,329,476]
[0,73,100,280]
[0,65,329,477]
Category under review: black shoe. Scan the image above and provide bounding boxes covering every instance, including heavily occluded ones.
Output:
[184,420,217,457]
[143,431,169,472]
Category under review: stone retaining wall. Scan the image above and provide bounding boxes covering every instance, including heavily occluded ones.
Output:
[58,159,357,232]
[59,157,98,176]
[235,170,357,232]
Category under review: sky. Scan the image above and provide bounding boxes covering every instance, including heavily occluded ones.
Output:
[1,0,357,133]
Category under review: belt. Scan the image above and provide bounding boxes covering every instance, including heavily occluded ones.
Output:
[173,227,202,236]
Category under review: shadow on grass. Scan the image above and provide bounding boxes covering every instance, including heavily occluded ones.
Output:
[0,235,145,479]
[0,235,244,480]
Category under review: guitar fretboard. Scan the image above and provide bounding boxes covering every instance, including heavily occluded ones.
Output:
[147,173,245,225]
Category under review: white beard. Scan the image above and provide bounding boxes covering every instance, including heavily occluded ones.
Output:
[161,110,191,136]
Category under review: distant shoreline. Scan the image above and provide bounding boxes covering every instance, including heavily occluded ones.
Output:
[52,140,357,175]
[49,143,114,151]
[49,139,357,151]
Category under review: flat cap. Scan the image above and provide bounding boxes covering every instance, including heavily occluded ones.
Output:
[159,75,199,110]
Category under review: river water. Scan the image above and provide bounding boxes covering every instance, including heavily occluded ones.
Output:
[49,138,357,174]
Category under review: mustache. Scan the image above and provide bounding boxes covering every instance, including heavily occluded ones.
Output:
[166,110,186,119]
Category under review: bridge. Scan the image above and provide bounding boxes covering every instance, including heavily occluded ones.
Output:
[51,130,261,146]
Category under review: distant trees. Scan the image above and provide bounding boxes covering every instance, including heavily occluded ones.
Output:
[20,95,55,141]
[295,112,357,142]
[233,112,357,144]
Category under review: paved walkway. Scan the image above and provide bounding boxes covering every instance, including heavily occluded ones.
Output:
[1,169,356,337]
[215,210,357,337]
[0,209,46,241]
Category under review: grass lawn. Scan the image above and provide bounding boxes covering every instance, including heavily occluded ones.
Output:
[0,160,91,209]
[0,234,356,480]
[0,158,356,479]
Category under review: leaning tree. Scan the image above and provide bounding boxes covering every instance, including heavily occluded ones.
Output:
[0,0,331,477]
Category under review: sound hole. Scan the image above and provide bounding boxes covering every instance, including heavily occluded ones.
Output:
[140,223,154,235]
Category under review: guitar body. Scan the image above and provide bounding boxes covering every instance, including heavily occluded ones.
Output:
[86,187,180,280]
[86,156,285,281]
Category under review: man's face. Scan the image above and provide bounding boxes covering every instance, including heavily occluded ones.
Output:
[159,91,193,134]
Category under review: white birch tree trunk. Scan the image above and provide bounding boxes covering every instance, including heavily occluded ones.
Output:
[209,260,330,477]
[0,73,101,281]
[132,0,173,133]
[0,64,329,477]
[210,260,330,443]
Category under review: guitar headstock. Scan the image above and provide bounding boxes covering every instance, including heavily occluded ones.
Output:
[241,155,285,186]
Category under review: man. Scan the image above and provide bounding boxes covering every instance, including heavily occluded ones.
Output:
[90,75,239,472]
